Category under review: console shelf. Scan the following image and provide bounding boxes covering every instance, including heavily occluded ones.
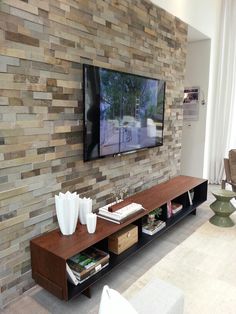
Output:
[30,175,207,301]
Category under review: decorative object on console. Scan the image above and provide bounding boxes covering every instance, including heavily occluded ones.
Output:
[108,224,138,255]
[112,185,129,203]
[143,208,165,235]
[79,197,93,225]
[108,199,132,212]
[55,191,79,235]
[86,213,97,234]
[147,207,162,225]
[147,212,155,225]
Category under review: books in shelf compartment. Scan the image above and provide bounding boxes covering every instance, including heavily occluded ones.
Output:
[66,247,109,285]
[171,202,183,215]
[142,220,166,235]
[167,201,183,217]
[66,263,79,286]
[97,201,144,224]
[68,263,109,285]
[97,209,144,224]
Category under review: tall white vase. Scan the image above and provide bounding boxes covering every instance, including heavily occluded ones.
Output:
[79,197,92,225]
[55,191,79,235]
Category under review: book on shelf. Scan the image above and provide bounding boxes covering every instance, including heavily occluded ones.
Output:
[171,202,183,214]
[167,200,172,218]
[142,220,166,235]
[97,208,144,224]
[67,247,110,282]
[98,201,144,224]
[97,214,122,224]
[70,256,109,280]
[73,263,109,284]
[99,202,143,218]
[67,262,109,285]
[167,201,183,217]
[66,263,79,286]
[187,190,193,205]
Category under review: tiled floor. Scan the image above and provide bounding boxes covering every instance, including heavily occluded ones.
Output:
[2,186,216,314]
[124,196,236,314]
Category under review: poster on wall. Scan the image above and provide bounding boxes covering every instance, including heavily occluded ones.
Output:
[183,87,199,121]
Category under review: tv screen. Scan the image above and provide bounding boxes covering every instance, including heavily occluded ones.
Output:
[83,65,165,162]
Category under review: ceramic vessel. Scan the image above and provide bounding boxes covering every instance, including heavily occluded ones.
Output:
[86,213,97,233]
[55,192,79,235]
[79,197,92,225]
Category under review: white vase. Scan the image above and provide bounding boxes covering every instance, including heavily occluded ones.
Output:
[86,213,97,234]
[79,197,92,225]
[55,192,79,235]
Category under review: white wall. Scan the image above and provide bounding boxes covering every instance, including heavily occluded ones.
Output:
[181,40,211,177]
[151,0,222,179]
[150,0,221,40]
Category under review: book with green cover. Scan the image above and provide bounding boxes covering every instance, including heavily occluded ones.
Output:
[67,247,109,280]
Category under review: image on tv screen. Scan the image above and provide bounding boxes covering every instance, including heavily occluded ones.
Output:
[99,68,165,156]
[83,65,165,161]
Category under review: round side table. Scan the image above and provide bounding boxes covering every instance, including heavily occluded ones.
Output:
[209,189,236,227]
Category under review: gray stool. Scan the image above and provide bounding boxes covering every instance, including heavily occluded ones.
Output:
[210,189,236,227]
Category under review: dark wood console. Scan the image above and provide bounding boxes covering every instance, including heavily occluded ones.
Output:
[30,175,208,301]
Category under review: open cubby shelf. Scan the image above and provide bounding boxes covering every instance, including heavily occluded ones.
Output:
[30,175,208,301]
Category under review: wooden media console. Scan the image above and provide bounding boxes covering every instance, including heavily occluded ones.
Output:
[30,175,208,301]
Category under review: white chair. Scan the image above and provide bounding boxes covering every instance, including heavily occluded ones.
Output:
[99,278,184,314]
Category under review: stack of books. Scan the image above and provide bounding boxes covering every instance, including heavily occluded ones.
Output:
[66,247,109,285]
[142,220,166,235]
[171,202,183,215]
[97,201,144,224]
[167,201,183,217]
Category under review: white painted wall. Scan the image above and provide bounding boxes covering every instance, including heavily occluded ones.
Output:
[181,40,211,177]
[151,0,222,178]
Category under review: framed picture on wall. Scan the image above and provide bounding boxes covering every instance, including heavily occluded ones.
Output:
[183,87,199,121]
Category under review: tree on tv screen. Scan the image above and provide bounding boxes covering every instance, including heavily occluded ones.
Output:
[100,69,164,122]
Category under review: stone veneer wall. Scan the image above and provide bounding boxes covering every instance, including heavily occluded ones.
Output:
[0,0,187,307]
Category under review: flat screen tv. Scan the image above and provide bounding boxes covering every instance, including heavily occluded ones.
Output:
[83,64,165,162]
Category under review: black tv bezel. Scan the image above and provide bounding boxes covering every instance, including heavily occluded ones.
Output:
[83,64,166,162]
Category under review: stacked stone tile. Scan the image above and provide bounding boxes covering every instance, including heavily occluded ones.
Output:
[0,0,187,307]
